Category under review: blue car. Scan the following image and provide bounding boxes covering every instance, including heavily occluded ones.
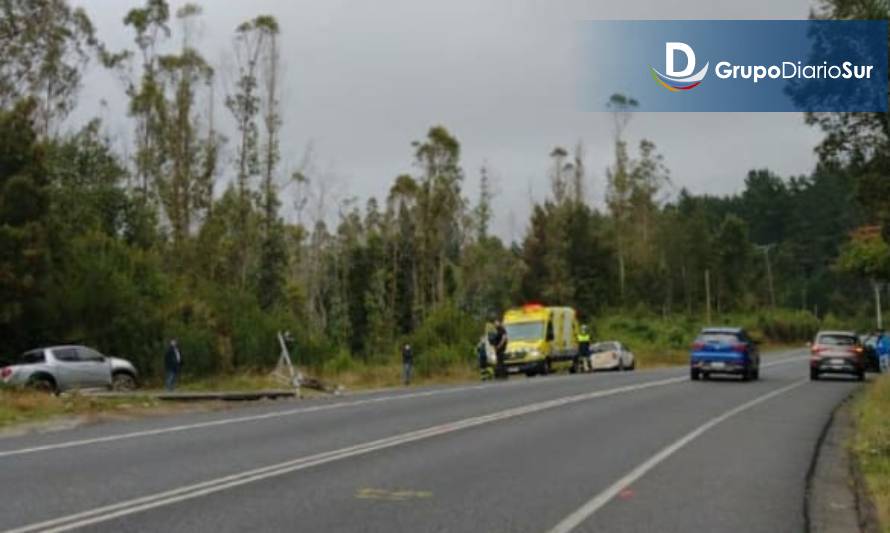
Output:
[690,327,760,381]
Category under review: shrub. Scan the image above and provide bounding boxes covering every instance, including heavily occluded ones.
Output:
[414,344,473,378]
[323,349,358,375]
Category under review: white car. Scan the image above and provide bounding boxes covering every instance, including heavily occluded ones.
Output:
[589,341,635,371]
[0,345,139,393]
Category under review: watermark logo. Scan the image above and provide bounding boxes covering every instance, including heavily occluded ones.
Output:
[581,21,888,112]
[649,42,709,92]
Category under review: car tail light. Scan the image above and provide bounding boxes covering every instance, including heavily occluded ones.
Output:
[692,342,704,350]
[0,367,11,379]
[732,343,748,353]
[811,344,825,355]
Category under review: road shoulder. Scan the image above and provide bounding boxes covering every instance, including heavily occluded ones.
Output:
[807,394,880,533]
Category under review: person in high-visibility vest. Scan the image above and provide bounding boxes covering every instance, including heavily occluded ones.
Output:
[576,326,592,373]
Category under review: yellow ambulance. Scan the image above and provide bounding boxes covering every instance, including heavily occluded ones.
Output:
[501,304,579,376]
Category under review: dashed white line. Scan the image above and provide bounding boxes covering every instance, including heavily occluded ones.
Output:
[0,385,492,459]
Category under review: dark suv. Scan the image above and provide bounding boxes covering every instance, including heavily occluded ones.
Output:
[810,331,865,381]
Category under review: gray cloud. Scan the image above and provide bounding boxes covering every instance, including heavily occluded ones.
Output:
[70,0,824,239]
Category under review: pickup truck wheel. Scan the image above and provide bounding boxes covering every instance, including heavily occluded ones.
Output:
[112,372,137,391]
[690,368,700,381]
[27,375,56,393]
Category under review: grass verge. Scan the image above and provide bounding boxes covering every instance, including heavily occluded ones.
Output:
[853,373,890,532]
[0,386,162,430]
[175,372,286,392]
[316,363,478,390]
[151,341,799,395]
[162,363,479,394]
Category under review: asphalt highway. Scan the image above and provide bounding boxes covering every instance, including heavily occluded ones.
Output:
[0,349,861,532]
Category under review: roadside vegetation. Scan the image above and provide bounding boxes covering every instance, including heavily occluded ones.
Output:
[0,0,887,392]
[152,308,858,390]
[0,385,164,430]
[593,308,842,368]
[854,374,890,532]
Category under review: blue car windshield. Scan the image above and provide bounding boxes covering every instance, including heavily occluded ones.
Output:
[505,322,545,342]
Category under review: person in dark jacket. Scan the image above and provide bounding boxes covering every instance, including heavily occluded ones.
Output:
[402,343,414,386]
[164,339,183,391]
[492,320,508,379]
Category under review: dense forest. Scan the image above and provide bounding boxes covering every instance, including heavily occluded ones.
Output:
[0,0,887,379]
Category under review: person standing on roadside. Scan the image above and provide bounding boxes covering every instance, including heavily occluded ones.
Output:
[492,319,508,379]
[402,343,414,386]
[877,331,890,373]
[576,325,592,373]
[164,339,182,391]
[478,336,493,381]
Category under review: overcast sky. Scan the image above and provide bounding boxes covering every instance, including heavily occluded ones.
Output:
[70,0,825,241]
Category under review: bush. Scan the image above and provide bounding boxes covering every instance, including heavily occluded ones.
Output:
[405,303,479,369]
[323,349,357,375]
[595,308,827,355]
[413,344,473,378]
[755,310,820,343]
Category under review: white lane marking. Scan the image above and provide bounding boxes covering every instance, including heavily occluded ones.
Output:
[5,355,808,533]
[0,385,492,459]
[545,378,809,533]
[0,354,806,460]
[6,376,691,533]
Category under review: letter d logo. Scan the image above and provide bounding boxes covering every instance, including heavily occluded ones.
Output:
[666,42,695,77]
[650,42,709,92]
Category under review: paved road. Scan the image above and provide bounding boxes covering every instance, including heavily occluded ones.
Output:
[0,349,861,533]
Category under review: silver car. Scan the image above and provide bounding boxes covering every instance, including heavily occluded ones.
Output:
[589,341,636,371]
[0,345,139,392]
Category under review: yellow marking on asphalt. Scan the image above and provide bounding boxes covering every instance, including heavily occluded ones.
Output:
[356,488,433,501]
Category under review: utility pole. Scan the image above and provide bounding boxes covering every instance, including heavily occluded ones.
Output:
[874,280,883,330]
[756,244,776,309]
[705,269,712,325]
